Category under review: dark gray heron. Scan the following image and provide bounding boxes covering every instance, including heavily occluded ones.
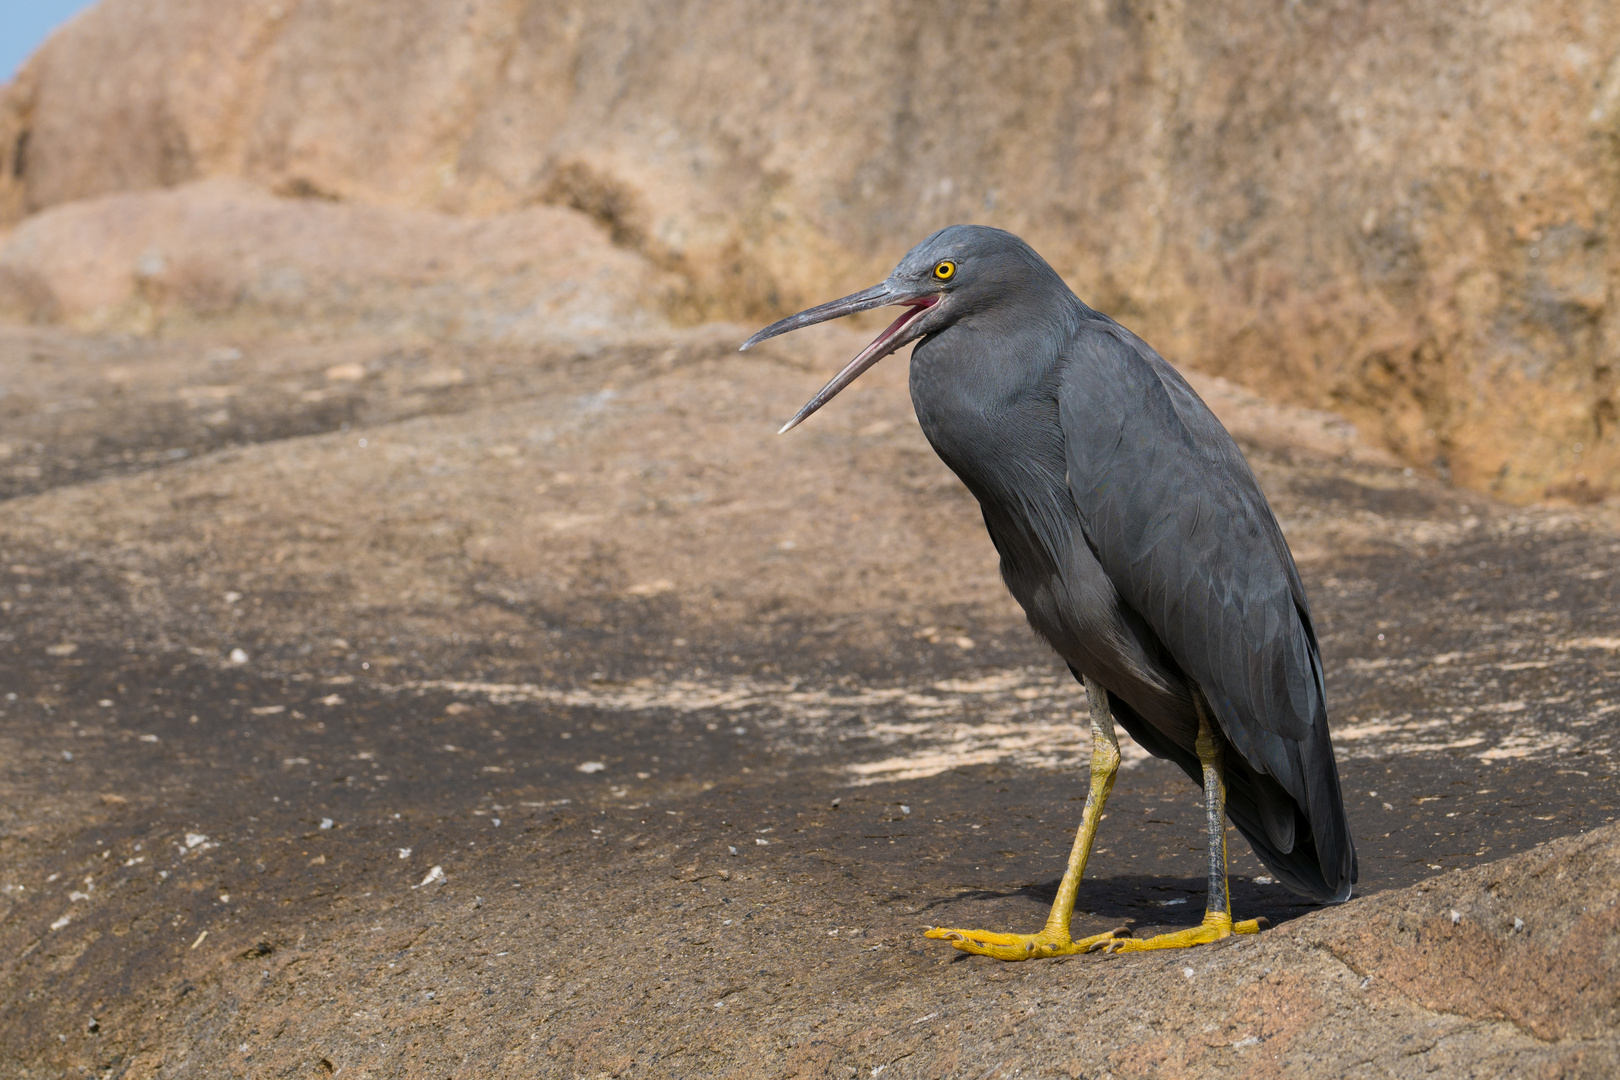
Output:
[741,226,1355,958]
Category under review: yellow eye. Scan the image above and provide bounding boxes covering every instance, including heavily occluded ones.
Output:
[933,260,956,281]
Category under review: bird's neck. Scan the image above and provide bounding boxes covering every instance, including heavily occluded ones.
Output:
[908,311,1071,493]
[910,300,1074,407]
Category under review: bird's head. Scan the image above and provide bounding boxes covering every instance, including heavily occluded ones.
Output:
[740,225,1059,433]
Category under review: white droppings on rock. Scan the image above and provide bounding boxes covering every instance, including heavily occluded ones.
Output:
[413,865,446,889]
[228,648,249,665]
[50,914,71,931]
[139,734,159,743]
[398,847,412,859]
[576,761,606,773]
[320,817,334,830]
[1182,967,1196,979]
[755,838,769,846]
[184,833,208,848]
[1450,909,1462,924]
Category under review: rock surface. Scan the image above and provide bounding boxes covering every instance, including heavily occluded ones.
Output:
[0,178,674,341]
[2,320,1618,1077]
[4,0,1620,499]
[2,5,1619,1074]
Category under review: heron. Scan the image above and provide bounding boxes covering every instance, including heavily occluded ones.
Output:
[740,225,1355,958]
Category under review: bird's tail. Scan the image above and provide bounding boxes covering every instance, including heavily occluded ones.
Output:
[1106,690,1357,904]
[1224,752,1356,904]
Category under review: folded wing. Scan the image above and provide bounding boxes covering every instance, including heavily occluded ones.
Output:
[1059,323,1355,901]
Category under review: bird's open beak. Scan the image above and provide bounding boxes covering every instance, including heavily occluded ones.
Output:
[739,281,940,434]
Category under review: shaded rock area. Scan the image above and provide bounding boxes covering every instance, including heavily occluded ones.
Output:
[1,320,1618,1077]
[4,0,1620,499]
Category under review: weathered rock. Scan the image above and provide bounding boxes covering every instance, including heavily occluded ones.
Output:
[0,320,1453,683]
[0,178,674,341]
[2,6,1619,1071]
[2,320,1618,1078]
[1305,827,1620,1044]
[3,0,1620,499]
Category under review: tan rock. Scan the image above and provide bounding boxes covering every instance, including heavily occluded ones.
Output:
[1304,824,1620,1044]
[0,178,674,341]
[2,0,1619,500]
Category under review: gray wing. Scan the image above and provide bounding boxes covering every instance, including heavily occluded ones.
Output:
[1059,321,1353,898]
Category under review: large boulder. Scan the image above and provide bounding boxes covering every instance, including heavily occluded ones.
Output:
[2,0,1619,500]
[0,178,674,341]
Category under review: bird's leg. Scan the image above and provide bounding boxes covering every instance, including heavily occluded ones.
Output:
[1105,693,1268,953]
[924,676,1130,960]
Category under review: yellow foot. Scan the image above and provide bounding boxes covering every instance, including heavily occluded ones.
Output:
[1103,911,1268,953]
[924,924,1129,961]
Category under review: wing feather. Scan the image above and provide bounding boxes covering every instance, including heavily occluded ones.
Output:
[1060,325,1317,747]
[1059,322,1354,898]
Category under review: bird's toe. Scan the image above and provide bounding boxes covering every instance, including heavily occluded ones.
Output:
[923,924,1128,961]
[1102,911,1266,953]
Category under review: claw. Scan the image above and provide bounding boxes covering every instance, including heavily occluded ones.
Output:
[1083,926,1132,952]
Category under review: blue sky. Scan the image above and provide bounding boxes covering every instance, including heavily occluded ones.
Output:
[2,1,99,83]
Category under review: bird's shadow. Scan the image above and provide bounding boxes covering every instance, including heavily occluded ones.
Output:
[912,873,1323,931]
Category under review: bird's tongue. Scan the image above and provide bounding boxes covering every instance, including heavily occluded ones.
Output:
[866,301,933,354]
[777,297,937,434]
